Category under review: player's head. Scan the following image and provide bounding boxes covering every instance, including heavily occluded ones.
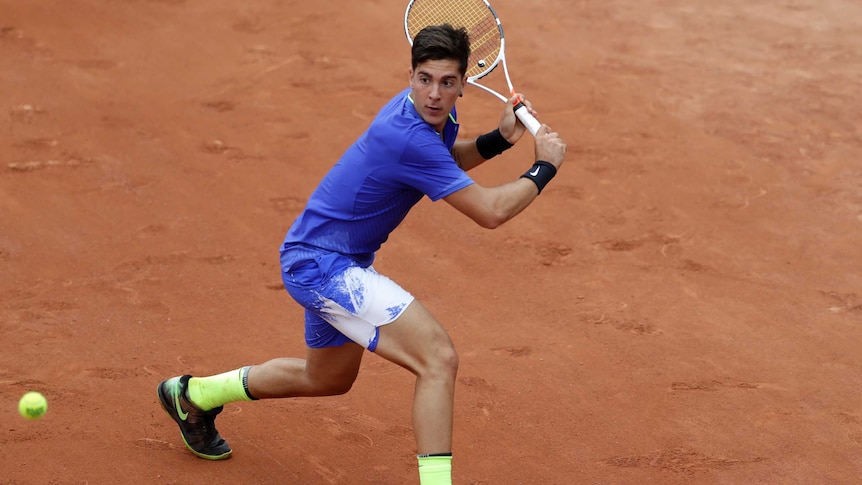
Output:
[411,24,470,77]
[409,25,470,131]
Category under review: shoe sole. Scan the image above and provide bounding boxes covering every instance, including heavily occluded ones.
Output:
[157,380,232,461]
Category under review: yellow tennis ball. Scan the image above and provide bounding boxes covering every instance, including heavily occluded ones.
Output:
[18,391,48,420]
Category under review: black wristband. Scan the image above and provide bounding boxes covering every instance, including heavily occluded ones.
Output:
[520,161,557,194]
[241,366,258,400]
[475,128,514,160]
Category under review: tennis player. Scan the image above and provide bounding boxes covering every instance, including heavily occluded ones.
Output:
[158,24,566,485]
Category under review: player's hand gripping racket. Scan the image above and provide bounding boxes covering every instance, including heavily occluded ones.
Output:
[404,0,543,137]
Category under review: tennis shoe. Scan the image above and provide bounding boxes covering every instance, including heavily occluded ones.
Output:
[157,374,232,460]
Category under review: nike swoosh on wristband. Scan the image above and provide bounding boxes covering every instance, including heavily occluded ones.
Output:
[174,386,189,421]
[529,167,541,176]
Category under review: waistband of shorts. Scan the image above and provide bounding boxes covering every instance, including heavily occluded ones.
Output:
[280,243,374,268]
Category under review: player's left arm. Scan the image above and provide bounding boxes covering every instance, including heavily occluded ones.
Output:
[451,94,536,171]
[445,123,566,229]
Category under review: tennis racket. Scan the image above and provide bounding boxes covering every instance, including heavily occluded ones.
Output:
[404,0,542,137]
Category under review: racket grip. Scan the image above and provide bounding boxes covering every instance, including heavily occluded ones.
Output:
[514,102,541,137]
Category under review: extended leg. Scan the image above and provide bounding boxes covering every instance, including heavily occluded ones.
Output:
[158,343,364,461]
[247,342,365,398]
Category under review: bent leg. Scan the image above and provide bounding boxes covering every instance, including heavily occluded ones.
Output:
[247,342,365,398]
[374,300,459,454]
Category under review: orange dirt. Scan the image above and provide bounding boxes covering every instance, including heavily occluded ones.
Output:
[2,0,861,483]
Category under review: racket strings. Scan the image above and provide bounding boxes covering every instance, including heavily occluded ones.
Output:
[406,0,502,78]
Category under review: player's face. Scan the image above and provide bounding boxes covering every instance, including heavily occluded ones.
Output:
[409,59,465,131]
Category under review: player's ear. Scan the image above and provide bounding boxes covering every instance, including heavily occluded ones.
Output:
[407,68,417,89]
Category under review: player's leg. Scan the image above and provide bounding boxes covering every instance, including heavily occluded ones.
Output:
[158,250,369,459]
[291,260,457,483]
[246,342,364,398]
[159,300,365,460]
[373,300,458,485]
[375,300,458,453]
[157,343,364,460]
[182,306,366,407]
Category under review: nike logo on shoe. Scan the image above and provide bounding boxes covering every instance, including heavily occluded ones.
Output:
[174,385,189,421]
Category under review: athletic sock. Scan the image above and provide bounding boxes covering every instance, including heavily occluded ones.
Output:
[187,366,256,411]
[417,453,452,485]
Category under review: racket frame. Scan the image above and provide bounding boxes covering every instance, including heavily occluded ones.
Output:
[404,0,542,136]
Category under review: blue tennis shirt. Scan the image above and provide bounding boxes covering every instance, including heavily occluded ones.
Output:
[282,88,475,265]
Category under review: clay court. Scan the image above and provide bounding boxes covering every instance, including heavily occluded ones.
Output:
[2,0,861,483]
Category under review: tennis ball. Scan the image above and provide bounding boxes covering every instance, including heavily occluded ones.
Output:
[18,391,47,420]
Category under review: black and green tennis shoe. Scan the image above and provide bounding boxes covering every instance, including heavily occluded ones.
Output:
[157,374,232,460]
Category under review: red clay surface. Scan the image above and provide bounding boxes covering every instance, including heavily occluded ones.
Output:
[2,0,861,483]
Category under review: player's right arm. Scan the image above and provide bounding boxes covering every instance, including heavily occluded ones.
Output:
[443,124,567,229]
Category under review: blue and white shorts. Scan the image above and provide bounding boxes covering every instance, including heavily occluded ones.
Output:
[280,248,414,351]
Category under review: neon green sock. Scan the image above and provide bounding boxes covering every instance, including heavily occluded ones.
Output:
[417,454,452,485]
[187,366,254,411]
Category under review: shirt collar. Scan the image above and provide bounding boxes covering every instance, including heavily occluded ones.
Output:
[406,92,458,126]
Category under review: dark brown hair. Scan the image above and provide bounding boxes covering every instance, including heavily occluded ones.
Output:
[411,24,470,76]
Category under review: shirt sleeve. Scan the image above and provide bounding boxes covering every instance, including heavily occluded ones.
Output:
[398,131,474,201]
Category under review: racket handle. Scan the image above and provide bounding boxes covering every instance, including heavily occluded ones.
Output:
[514,102,541,137]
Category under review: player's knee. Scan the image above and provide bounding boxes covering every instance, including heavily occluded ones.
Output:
[306,370,358,396]
[430,344,459,380]
[315,378,355,396]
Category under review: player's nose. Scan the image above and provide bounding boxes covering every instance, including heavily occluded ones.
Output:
[428,83,442,99]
